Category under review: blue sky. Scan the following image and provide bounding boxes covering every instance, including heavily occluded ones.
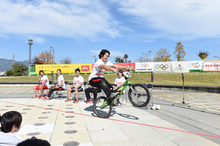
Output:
[0,0,220,64]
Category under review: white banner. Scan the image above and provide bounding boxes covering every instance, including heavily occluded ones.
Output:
[171,62,189,73]
[189,61,203,70]
[135,62,154,72]
[154,62,172,73]
[203,60,220,71]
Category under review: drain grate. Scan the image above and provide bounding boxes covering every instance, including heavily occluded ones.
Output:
[65,116,74,118]
[66,107,73,109]
[0,109,8,111]
[23,108,31,110]
[63,141,80,146]
[34,123,45,126]
[47,105,54,106]
[6,105,14,107]
[64,130,77,134]
[20,112,27,115]
[27,132,41,136]
[38,117,48,119]
[65,122,76,125]
[42,112,51,114]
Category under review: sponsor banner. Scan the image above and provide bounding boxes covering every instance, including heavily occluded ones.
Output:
[135,62,154,72]
[171,62,189,73]
[35,64,92,74]
[189,61,203,70]
[154,62,171,73]
[113,63,136,71]
[203,60,220,71]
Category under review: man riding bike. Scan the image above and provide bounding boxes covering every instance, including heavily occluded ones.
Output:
[89,49,128,101]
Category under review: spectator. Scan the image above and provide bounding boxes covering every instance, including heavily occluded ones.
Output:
[17,138,50,146]
[114,70,126,105]
[0,111,22,146]
[33,70,49,99]
[42,69,65,100]
[84,86,101,104]
[65,69,84,103]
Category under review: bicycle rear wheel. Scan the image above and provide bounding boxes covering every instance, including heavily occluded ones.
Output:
[128,84,150,107]
[93,96,112,118]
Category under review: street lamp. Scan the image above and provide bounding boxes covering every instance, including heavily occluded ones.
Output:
[214,56,220,60]
[142,50,152,62]
[28,39,33,64]
[93,55,97,62]
[50,46,55,63]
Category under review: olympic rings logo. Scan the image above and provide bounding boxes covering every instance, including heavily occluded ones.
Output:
[138,63,149,68]
[175,67,184,71]
[155,64,169,70]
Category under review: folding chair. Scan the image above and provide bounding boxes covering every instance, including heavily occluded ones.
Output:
[43,81,54,96]
[55,81,69,99]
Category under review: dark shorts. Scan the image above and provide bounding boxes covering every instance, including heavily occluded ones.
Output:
[71,87,83,92]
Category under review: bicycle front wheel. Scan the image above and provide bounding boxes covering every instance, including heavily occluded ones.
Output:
[128,84,150,107]
[93,96,112,118]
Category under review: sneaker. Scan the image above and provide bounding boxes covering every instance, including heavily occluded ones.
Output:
[39,96,43,99]
[33,95,40,99]
[65,98,72,102]
[73,99,79,103]
[86,99,92,104]
[42,96,49,100]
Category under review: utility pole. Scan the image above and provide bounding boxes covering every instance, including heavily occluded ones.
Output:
[28,39,33,64]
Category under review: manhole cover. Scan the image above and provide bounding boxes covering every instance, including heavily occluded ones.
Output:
[66,107,73,109]
[65,122,76,125]
[6,105,14,107]
[27,105,35,107]
[23,108,31,110]
[42,112,51,114]
[64,130,77,134]
[20,112,27,115]
[0,109,8,111]
[63,141,80,146]
[65,116,74,118]
[34,123,45,126]
[38,117,48,119]
[27,132,41,136]
[47,105,54,106]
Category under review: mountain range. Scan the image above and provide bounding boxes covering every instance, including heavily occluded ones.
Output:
[0,58,29,72]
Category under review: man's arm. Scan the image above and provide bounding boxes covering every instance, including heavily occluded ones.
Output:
[56,80,64,88]
[76,82,83,89]
[99,64,117,72]
[41,80,46,86]
[38,78,41,85]
[111,65,127,69]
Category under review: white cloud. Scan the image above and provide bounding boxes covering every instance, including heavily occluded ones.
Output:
[0,0,120,42]
[112,0,220,40]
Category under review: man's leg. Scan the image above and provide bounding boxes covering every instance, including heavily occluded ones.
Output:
[85,88,90,101]
[67,88,72,99]
[40,85,44,96]
[46,86,56,97]
[75,88,78,100]
[33,86,39,96]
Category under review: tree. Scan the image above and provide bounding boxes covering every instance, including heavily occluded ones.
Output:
[123,54,128,63]
[153,48,172,62]
[174,41,186,61]
[32,50,56,64]
[5,63,28,76]
[136,56,152,62]
[60,57,71,64]
[115,56,124,63]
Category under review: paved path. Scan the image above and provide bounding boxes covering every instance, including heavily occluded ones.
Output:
[0,86,220,146]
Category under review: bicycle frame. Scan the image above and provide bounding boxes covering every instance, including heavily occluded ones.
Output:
[100,79,131,109]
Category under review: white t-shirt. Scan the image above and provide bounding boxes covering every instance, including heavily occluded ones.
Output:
[89,59,113,81]
[40,75,49,88]
[114,77,126,93]
[0,131,22,146]
[73,75,84,89]
[57,75,66,89]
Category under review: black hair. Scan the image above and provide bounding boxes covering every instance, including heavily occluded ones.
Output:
[75,68,80,73]
[99,49,110,59]
[39,70,44,74]
[0,111,22,132]
[16,138,51,146]
[57,69,62,74]
[117,70,123,76]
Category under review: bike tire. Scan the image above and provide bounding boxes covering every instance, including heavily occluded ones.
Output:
[93,96,112,118]
[128,84,151,107]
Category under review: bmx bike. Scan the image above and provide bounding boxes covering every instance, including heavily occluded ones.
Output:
[93,70,151,118]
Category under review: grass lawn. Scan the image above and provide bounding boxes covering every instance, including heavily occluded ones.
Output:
[0,72,220,86]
